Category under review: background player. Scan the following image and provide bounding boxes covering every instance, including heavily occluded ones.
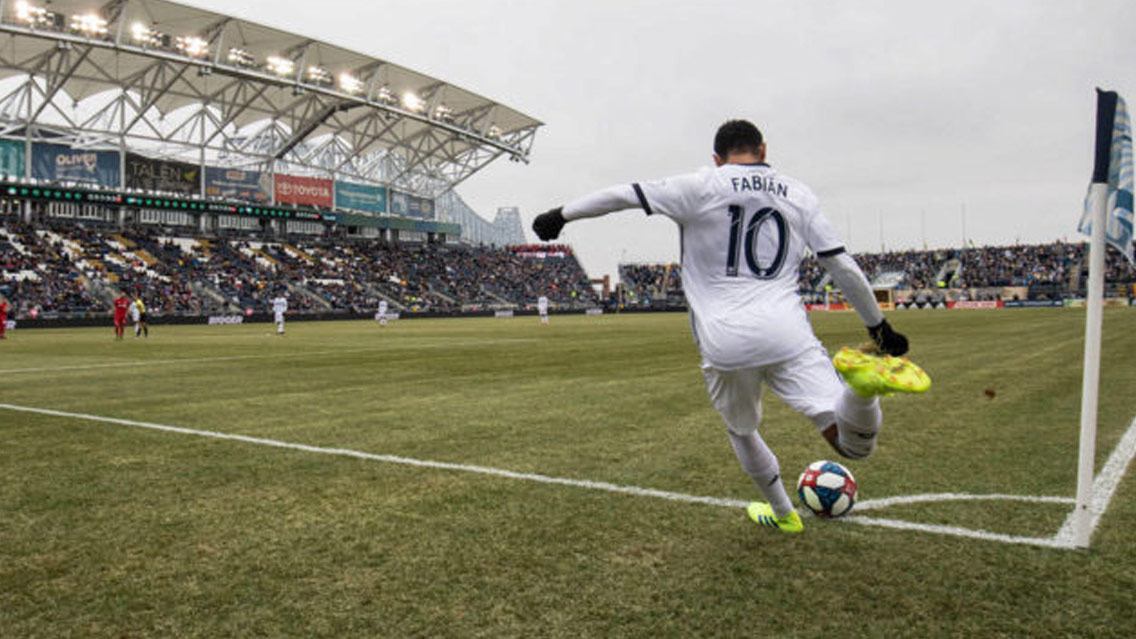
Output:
[133,296,149,338]
[271,291,288,336]
[377,299,389,327]
[0,294,8,339]
[537,294,550,325]
[112,293,130,340]
[532,119,923,534]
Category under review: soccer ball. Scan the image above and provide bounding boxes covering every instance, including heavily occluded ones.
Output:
[797,460,858,518]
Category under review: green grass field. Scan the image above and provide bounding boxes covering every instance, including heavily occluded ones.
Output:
[2,309,1135,638]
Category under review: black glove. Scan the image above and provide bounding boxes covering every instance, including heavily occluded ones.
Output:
[532,207,566,241]
[868,319,909,356]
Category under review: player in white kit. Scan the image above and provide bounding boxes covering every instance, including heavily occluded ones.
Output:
[271,293,288,335]
[537,295,550,324]
[377,299,389,327]
[533,120,924,534]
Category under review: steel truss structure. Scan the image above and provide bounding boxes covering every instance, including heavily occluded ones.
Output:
[0,0,542,200]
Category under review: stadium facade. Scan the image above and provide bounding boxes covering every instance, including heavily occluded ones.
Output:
[0,0,539,244]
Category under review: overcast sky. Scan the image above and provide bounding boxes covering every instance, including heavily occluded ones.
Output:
[187,0,1136,281]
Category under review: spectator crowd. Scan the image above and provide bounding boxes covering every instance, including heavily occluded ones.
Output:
[4,215,1134,320]
[0,219,597,319]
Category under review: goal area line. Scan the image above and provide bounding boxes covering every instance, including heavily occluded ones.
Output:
[2,402,1132,550]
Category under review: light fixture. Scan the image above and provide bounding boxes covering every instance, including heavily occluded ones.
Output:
[433,104,454,123]
[338,73,363,95]
[266,55,295,77]
[376,85,397,106]
[14,1,59,29]
[176,35,209,58]
[227,47,255,67]
[306,65,332,85]
[487,124,503,139]
[69,12,108,37]
[401,91,425,113]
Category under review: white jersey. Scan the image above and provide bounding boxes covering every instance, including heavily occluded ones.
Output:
[272,296,288,314]
[129,301,140,322]
[537,296,549,313]
[568,163,844,370]
[378,300,388,314]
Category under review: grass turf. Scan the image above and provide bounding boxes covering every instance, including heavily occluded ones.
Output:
[1,309,1134,638]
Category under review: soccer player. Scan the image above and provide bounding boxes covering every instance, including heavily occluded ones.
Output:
[537,294,550,325]
[271,292,288,336]
[133,297,149,338]
[112,293,131,340]
[377,299,389,327]
[532,119,927,534]
[0,294,9,339]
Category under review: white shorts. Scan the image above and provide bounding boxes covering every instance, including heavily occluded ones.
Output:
[274,312,284,323]
[701,343,844,435]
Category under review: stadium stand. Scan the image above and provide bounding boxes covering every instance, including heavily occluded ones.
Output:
[0,212,598,319]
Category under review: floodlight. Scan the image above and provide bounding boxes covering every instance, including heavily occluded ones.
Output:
[176,35,209,58]
[69,12,108,37]
[487,124,503,139]
[376,85,397,106]
[338,73,363,95]
[401,91,425,113]
[14,1,52,28]
[227,47,255,67]
[266,55,295,77]
[433,104,454,123]
[306,66,332,85]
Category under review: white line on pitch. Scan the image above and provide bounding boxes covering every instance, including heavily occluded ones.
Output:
[857,492,1073,511]
[1054,412,1136,545]
[843,516,1074,549]
[0,403,749,510]
[0,402,1109,550]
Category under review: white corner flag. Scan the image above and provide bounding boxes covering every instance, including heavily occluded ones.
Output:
[1073,88,1133,548]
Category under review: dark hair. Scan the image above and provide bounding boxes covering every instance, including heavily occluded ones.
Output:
[713,120,764,158]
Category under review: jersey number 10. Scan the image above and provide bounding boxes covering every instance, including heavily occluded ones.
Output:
[725,205,788,279]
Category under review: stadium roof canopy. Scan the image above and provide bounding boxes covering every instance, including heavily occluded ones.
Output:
[0,0,542,196]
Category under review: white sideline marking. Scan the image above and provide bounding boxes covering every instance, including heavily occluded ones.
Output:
[842,516,1072,549]
[857,492,1073,511]
[1055,412,1136,545]
[0,403,748,511]
[1,402,1132,551]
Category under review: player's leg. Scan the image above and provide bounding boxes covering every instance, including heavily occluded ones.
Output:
[766,345,881,460]
[702,366,796,519]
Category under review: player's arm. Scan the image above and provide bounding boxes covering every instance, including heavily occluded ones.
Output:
[817,250,908,356]
[532,185,641,241]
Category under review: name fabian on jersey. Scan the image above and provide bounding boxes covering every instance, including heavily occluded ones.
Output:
[731,175,788,197]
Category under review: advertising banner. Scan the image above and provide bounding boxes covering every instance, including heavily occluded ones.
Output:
[389,190,435,220]
[124,153,200,195]
[33,143,120,187]
[0,138,25,177]
[276,174,332,207]
[334,181,387,214]
[205,167,271,203]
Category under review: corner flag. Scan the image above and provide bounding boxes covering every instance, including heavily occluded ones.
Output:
[1078,89,1134,263]
[1072,89,1134,549]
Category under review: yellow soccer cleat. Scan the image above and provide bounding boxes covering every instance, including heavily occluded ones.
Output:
[746,502,804,534]
[833,347,932,398]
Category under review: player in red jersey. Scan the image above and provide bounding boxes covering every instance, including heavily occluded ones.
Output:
[112,294,130,340]
[0,295,9,339]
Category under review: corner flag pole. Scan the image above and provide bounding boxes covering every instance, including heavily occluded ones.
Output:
[1074,182,1106,549]
[1073,88,1125,548]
